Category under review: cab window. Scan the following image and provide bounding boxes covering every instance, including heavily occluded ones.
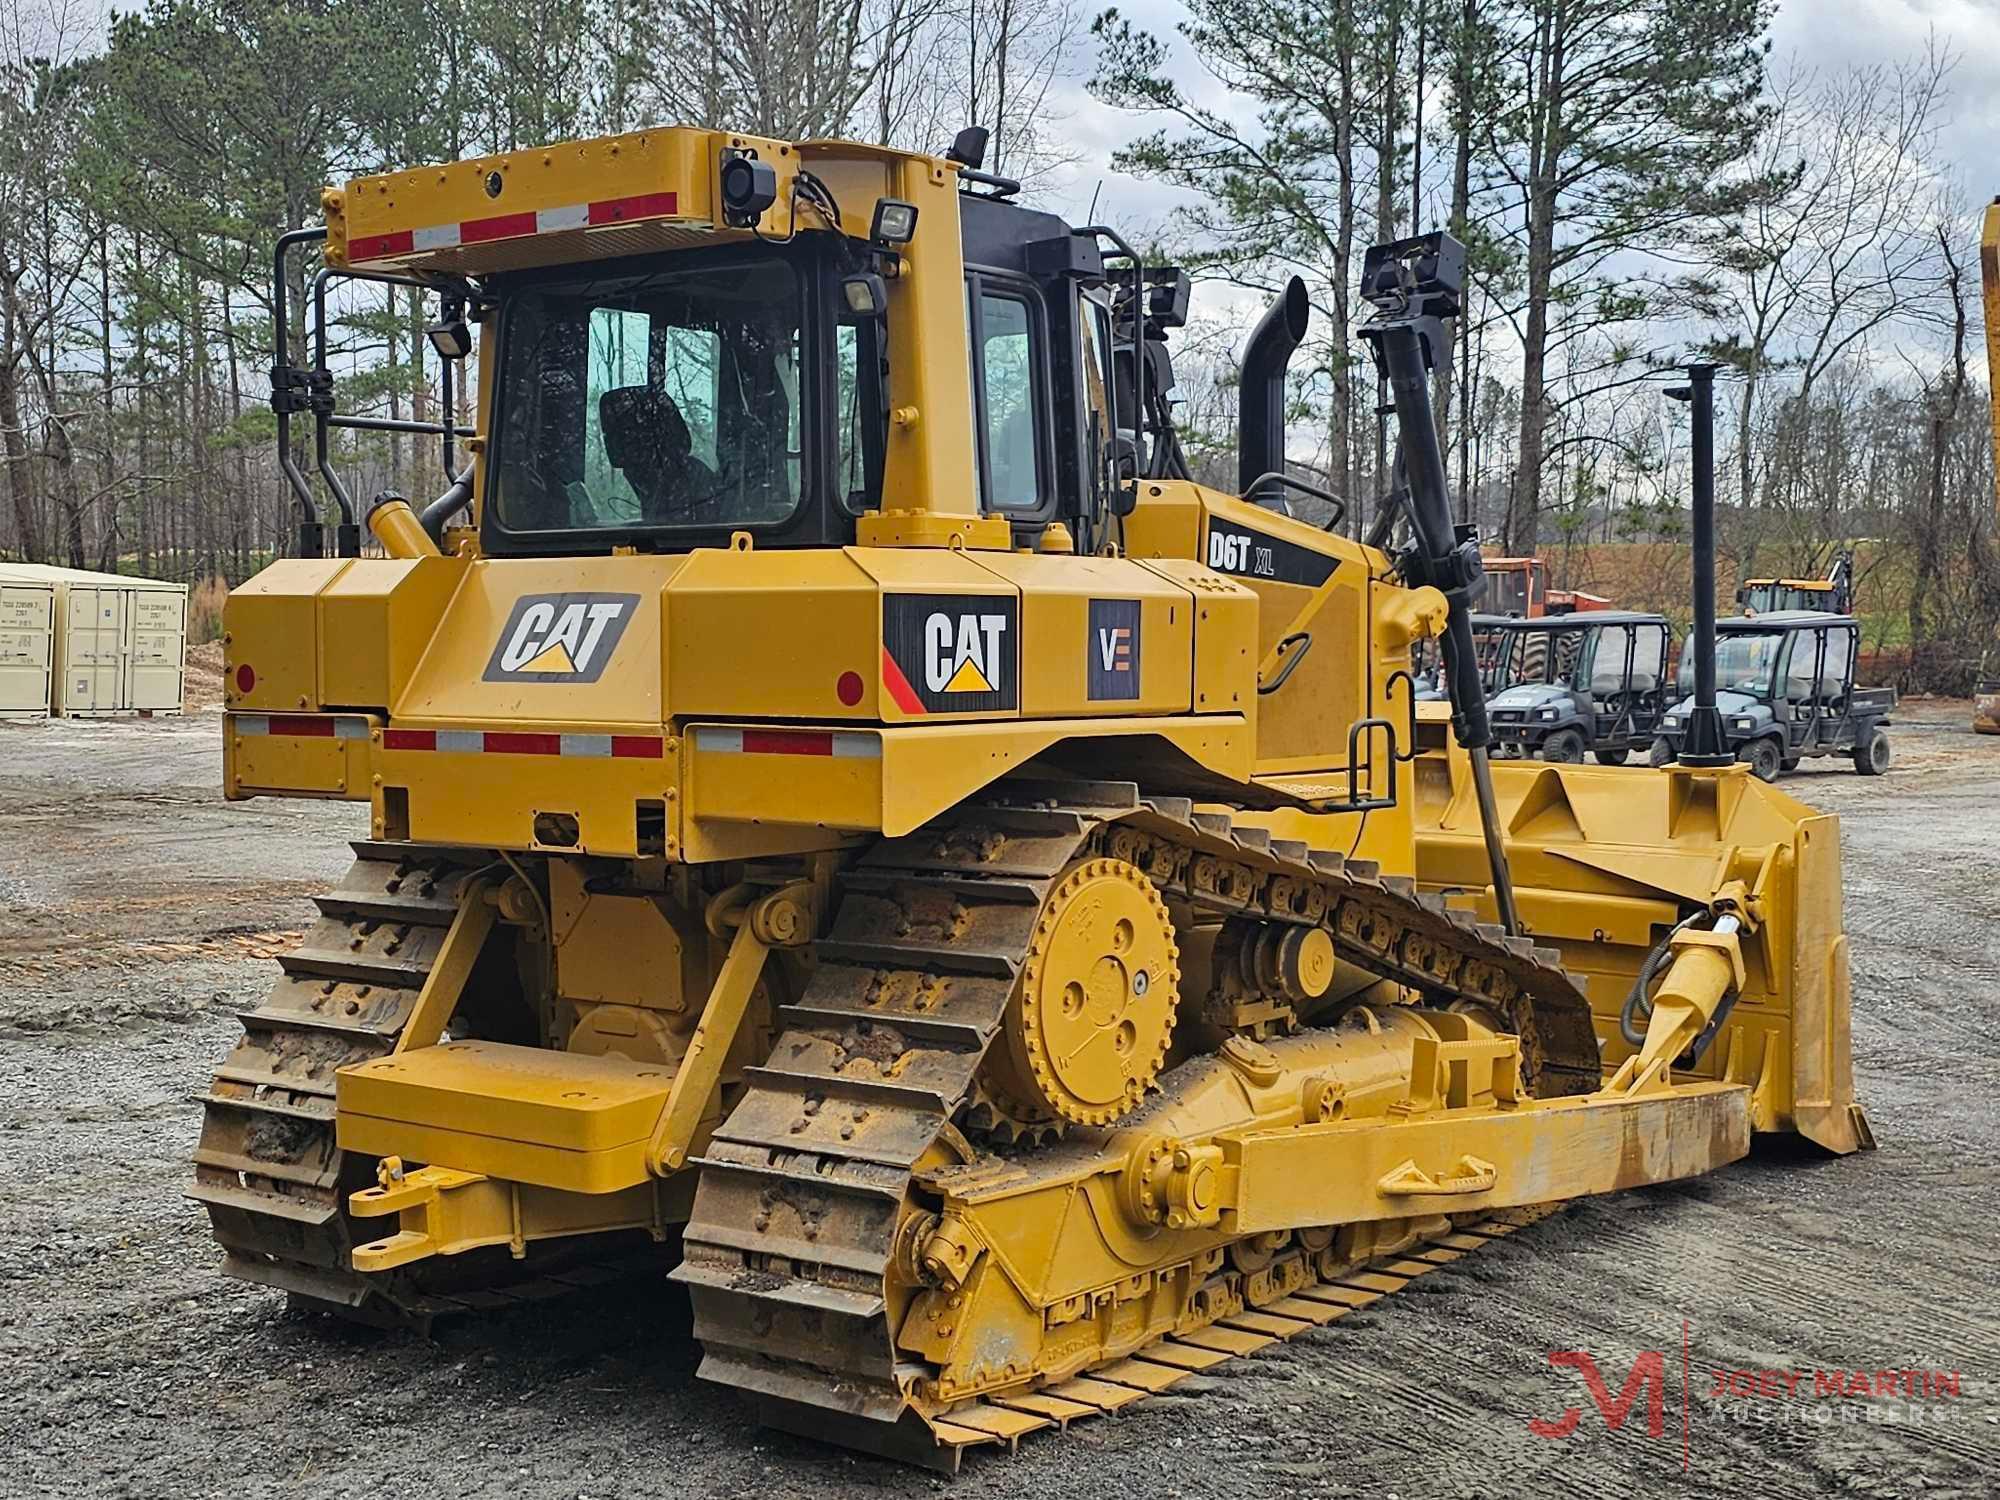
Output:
[969,283,1047,511]
[834,318,884,513]
[490,256,805,536]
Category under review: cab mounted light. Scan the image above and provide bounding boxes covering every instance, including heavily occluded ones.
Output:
[720,150,778,228]
[841,271,888,319]
[425,315,472,360]
[870,198,918,246]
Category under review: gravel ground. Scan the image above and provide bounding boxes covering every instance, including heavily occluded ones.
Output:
[0,703,1995,1499]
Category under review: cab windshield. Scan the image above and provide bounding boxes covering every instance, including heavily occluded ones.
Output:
[1679,632,1782,695]
[1486,568,1532,617]
[489,257,805,535]
[1496,628,1584,689]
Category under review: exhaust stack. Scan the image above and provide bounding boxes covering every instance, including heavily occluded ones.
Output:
[1237,278,1311,493]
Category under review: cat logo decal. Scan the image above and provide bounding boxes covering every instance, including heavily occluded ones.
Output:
[483,593,640,683]
[881,594,1018,714]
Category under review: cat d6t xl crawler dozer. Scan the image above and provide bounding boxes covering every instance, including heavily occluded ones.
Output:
[196,125,1871,1469]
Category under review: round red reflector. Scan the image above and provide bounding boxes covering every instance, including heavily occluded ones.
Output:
[235,663,256,693]
[836,670,864,706]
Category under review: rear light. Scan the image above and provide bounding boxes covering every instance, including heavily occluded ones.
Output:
[837,670,864,706]
[234,664,256,693]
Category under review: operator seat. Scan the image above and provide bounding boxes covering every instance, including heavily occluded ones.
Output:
[599,385,720,521]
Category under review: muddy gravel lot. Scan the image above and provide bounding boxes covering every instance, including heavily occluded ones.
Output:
[1,703,1996,1499]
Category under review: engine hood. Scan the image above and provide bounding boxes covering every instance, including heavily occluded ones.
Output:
[1661,689,1767,723]
[1489,683,1577,713]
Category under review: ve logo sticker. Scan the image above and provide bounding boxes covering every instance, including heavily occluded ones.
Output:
[1087,597,1141,701]
[483,592,640,683]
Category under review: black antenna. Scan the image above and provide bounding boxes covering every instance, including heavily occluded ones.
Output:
[1665,363,1731,767]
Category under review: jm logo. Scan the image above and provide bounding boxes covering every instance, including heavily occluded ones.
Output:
[924,611,1009,694]
[1529,1350,1669,1441]
[483,592,639,683]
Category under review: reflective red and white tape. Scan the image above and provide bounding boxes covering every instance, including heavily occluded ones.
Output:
[231,713,368,741]
[230,714,877,761]
[383,728,664,759]
[349,191,680,263]
[693,727,880,758]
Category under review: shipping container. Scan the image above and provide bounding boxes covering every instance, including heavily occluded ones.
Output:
[0,575,55,719]
[0,563,189,716]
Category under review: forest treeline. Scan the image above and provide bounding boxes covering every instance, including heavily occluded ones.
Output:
[0,0,1993,686]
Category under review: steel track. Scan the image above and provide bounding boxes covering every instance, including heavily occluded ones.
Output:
[188,841,648,1326]
[677,780,1599,1464]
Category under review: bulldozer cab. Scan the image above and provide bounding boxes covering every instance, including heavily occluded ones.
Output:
[291,127,1162,565]
[480,195,1118,555]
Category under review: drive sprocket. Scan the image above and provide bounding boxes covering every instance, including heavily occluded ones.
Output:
[977,856,1181,1133]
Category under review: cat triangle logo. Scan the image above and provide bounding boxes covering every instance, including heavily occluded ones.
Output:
[519,640,577,675]
[482,592,641,684]
[943,655,995,693]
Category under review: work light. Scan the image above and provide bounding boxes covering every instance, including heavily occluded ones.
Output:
[870,198,918,246]
[841,272,888,319]
[425,316,472,360]
[720,152,778,227]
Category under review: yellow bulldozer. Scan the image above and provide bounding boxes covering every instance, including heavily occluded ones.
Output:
[195,124,1871,1469]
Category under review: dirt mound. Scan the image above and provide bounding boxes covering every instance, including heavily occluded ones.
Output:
[184,639,225,710]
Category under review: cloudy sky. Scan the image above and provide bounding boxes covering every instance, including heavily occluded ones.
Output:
[1033,0,2000,247]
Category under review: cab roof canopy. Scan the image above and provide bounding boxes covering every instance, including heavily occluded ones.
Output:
[325,127,948,279]
[1722,611,1858,630]
[1476,610,1669,630]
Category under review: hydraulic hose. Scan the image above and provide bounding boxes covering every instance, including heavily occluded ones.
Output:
[1619,913,1704,1047]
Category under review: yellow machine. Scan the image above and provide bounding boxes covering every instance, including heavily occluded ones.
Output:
[195,125,1870,1468]
[1737,548,1853,617]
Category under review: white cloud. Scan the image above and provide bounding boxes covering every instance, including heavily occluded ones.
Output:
[1768,0,2000,195]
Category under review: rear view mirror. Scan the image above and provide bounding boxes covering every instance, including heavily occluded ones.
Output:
[1109,481,1139,517]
